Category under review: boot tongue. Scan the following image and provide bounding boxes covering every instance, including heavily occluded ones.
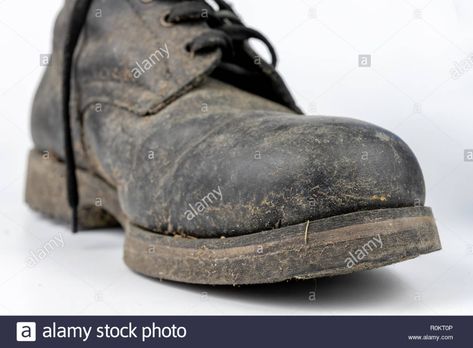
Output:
[210,41,302,114]
[166,0,302,113]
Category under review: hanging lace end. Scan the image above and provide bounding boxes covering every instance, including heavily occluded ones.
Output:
[71,206,78,233]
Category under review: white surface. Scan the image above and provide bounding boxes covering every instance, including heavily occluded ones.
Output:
[0,0,472,315]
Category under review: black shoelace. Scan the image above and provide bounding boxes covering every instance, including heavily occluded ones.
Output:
[62,0,277,232]
[164,0,277,66]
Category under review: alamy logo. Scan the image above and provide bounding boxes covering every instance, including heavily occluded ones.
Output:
[26,232,64,267]
[131,43,170,79]
[16,322,36,342]
[450,53,473,80]
[184,186,223,221]
[345,234,383,269]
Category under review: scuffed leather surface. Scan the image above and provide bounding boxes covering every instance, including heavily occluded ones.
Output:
[76,0,222,116]
[32,0,221,166]
[81,78,425,237]
[31,0,426,237]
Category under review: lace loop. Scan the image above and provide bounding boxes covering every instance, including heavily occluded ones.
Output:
[187,30,234,56]
[166,0,277,67]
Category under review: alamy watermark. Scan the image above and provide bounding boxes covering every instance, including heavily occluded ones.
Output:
[464,149,473,162]
[345,234,383,269]
[358,54,371,67]
[184,186,223,221]
[26,232,64,267]
[450,52,473,80]
[40,54,52,66]
[131,43,170,79]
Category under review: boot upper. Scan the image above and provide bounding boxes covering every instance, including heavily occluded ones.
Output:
[31,0,426,237]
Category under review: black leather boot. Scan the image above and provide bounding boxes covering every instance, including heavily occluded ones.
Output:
[26,0,441,284]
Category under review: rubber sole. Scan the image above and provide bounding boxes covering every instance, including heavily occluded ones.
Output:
[25,149,441,285]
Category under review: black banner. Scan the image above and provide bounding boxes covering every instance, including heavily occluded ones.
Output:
[5,316,468,347]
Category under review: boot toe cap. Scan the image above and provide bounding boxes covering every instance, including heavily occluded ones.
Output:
[122,112,425,237]
[167,113,425,237]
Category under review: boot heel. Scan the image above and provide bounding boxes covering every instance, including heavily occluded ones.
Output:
[25,149,119,229]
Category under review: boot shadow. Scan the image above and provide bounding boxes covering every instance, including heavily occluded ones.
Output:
[160,268,407,311]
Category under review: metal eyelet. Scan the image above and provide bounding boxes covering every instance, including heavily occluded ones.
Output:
[160,11,174,27]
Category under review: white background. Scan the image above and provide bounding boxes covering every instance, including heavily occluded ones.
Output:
[0,0,472,315]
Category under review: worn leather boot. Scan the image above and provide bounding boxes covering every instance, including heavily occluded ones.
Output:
[26,0,441,285]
